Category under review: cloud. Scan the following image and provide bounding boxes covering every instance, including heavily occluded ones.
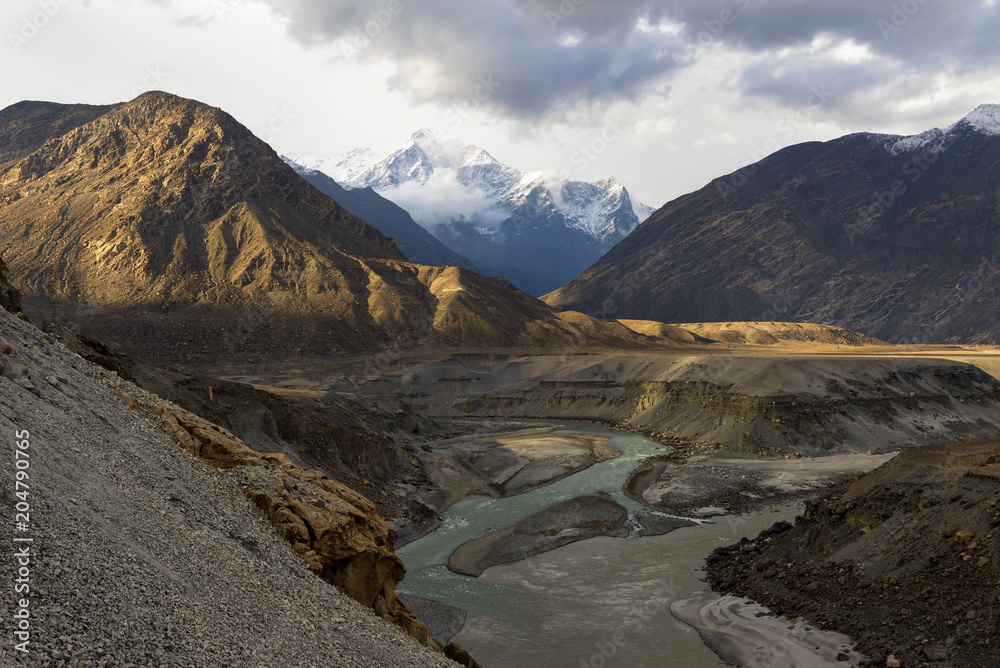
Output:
[381,168,508,231]
[263,0,685,119]
[262,0,1000,129]
[661,1,1000,116]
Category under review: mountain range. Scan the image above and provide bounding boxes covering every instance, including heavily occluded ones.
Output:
[545,104,1000,344]
[283,158,481,271]
[0,92,651,370]
[291,131,654,296]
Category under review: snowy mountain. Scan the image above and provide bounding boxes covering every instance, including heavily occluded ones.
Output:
[282,157,480,271]
[875,103,1000,156]
[545,103,1000,344]
[329,130,653,295]
[285,148,384,185]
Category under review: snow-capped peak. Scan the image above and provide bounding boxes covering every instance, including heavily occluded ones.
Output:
[883,128,947,156]
[305,129,654,244]
[594,176,624,197]
[881,103,1000,156]
[951,103,1000,136]
[408,129,468,169]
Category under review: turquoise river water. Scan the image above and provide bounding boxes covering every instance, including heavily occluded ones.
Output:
[397,421,799,668]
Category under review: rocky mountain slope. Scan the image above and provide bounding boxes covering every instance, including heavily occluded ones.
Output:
[705,438,1000,667]
[0,92,653,372]
[0,100,117,164]
[546,104,1000,344]
[284,158,480,271]
[0,295,458,667]
[322,130,653,296]
[38,323,441,540]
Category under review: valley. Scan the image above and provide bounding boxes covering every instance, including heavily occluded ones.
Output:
[3,89,1000,668]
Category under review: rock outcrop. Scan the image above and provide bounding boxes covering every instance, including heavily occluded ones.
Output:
[152,404,448,653]
[0,257,32,392]
[0,255,21,314]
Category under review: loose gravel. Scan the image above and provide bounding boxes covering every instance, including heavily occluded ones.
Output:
[0,309,456,667]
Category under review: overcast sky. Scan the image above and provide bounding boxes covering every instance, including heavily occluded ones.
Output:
[3,0,999,206]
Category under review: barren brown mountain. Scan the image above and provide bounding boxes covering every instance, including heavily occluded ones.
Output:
[0,92,649,370]
[545,105,1000,344]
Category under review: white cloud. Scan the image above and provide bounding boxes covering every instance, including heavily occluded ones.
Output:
[380,169,509,231]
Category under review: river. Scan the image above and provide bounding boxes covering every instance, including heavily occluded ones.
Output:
[397,420,800,668]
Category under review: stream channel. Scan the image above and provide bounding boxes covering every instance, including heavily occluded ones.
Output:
[397,420,800,667]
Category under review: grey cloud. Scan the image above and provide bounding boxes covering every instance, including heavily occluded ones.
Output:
[737,57,900,125]
[663,0,1000,64]
[259,0,1000,125]
[661,1,1000,123]
[263,0,683,119]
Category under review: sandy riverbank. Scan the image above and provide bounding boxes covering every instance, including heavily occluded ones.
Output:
[671,591,866,667]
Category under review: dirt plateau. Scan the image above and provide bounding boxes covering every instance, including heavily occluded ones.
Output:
[706,438,1000,667]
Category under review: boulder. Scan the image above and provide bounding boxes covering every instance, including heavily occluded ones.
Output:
[1,355,34,393]
[922,644,947,661]
[954,531,975,545]
[445,642,484,668]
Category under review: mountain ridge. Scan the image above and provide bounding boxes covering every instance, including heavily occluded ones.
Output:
[545,104,1000,344]
[302,129,653,295]
[0,91,655,371]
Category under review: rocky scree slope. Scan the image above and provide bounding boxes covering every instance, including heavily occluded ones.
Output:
[546,104,1000,343]
[0,92,651,371]
[39,325,441,540]
[0,303,459,666]
[706,438,1000,668]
